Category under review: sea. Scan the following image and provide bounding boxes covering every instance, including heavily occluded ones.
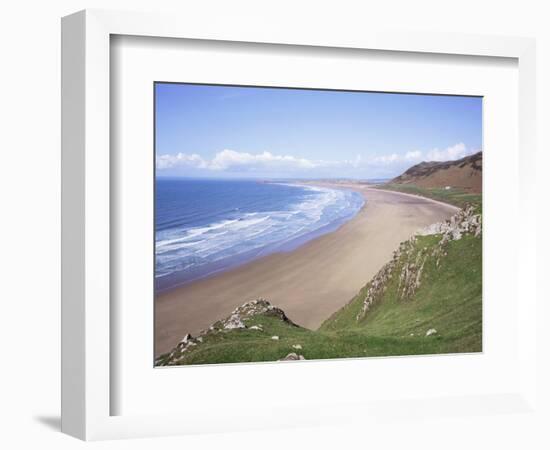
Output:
[155,179,364,293]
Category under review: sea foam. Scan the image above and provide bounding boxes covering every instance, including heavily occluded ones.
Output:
[155,181,363,290]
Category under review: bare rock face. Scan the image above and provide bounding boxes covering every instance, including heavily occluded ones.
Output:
[156,298,295,366]
[356,236,427,321]
[417,205,482,240]
[220,314,246,330]
[212,298,297,332]
[398,241,428,302]
[160,333,200,365]
[356,205,482,322]
[279,353,306,361]
[356,257,396,319]
[180,333,192,344]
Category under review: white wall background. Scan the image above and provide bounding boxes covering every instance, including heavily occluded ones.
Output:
[0,1,548,448]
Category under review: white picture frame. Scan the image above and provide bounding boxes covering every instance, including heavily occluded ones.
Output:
[61,9,537,441]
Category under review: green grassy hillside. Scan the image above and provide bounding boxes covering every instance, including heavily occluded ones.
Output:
[380,183,482,212]
[320,233,482,354]
[156,206,482,366]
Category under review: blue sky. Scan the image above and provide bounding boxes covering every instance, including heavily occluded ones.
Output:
[155,83,482,179]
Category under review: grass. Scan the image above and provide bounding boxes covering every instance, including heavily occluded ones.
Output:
[322,234,482,354]
[158,224,482,366]
[378,183,482,213]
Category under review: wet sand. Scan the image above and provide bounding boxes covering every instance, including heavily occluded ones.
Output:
[155,184,458,356]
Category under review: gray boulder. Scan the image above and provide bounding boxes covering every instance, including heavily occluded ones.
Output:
[279,353,306,361]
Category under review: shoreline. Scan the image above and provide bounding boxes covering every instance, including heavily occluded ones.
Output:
[155,184,458,357]
[155,183,364,294]
[370,186,463,210]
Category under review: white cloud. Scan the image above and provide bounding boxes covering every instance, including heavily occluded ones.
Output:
[157,149,334,172]
[373,153,399,164]
[405,150,422,160]
[208,149,318,171]
[156,152,207,170]
[424,143,474,161]
[156,144,480,176]
[371,143,477,167]
[372,150,424,166]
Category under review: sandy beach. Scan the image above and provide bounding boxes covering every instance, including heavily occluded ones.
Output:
[155,184,458,357]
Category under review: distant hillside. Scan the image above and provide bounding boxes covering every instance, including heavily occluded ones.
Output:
[390,151,482,193]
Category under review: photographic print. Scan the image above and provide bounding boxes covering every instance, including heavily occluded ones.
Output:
[154,83,482,366]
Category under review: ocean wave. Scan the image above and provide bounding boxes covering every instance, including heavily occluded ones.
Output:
[155,184,364,284]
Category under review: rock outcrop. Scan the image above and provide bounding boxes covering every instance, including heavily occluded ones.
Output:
[156,298,297,366]
[161,333,200,365]
[158,206,482,365]
[417,204,481,240]
[210,299,297,332]
[279,353,306,361]
[356,205,482,321]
